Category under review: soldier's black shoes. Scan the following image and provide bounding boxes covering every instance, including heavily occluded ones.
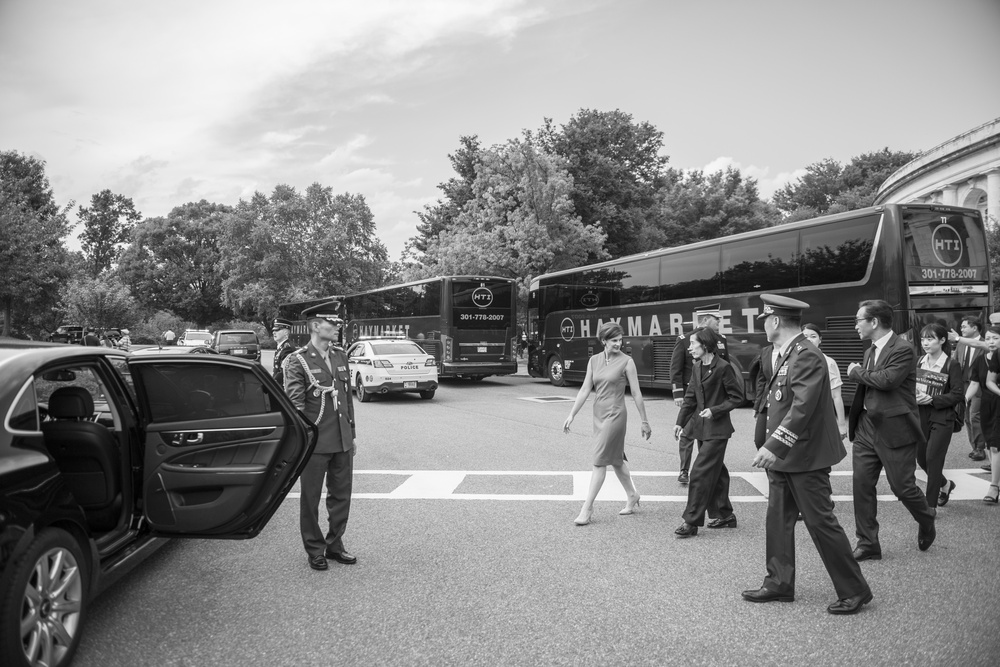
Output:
[707,514,737,529]
[852,547,882,561]
[678,470,690,485]
[308,555,328,571]
[741,587,794,603]
[918,520,936,551]
[674,523,698,538]
[325,550,358,565]
[827,590,873,615]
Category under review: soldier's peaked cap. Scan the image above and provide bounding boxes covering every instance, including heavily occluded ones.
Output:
[273,317,293,329]
[301,300,343,324]
[757,294,810,319]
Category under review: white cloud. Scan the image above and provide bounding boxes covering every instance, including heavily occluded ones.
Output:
[699,156,806,200]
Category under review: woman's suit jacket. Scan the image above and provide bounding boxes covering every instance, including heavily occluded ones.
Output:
[676,356,745,440]
[917,353,964,426]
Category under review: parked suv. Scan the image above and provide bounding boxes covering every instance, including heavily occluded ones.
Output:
[178,329,212,347]
[50,325,84,344]
[211,329,261,362]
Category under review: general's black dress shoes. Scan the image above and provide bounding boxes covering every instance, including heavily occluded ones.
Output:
[674,523,698,538]
[852,547,882,561]
[827,590,873,615]
[325,549,358,565]
[707,515,737,529]
[741,587,794,603]
[918,520,936,551]
[308,555,328,571]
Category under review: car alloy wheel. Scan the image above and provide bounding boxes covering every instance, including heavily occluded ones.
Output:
[356,374,372,402]
[1,528,87,667]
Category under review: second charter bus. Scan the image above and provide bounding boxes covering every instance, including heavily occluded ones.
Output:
[527,204,990,404]
[294,276,518,380]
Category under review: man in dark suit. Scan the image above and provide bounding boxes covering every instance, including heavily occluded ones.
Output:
[285,301,357,571]
[670,310,730,484]
[953,316,987,461]
[744,294,871,615]
[847,299,936,560]
[748,343,776,450]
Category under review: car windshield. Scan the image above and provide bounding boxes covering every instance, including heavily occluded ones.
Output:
[220,333,257,344]
[371,342,424,355]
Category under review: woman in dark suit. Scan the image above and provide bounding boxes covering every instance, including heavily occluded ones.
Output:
[914,323,964,507]
[672,328,745,537]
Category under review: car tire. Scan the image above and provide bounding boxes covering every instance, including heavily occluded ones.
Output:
[419,389,435,400]
[547,355,567,387]
[0,527,89,667]
[356,374,373,403]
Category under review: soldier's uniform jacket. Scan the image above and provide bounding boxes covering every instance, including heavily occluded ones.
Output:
[762,332,846,472]
[669,327,731,399]
[272,338,293,387]
[284,342,355,454]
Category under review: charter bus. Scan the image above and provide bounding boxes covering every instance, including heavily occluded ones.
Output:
[282,276,518,380]
[527,204,990,404]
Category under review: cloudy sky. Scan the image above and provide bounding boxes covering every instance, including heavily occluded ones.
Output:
[2,0,999,260]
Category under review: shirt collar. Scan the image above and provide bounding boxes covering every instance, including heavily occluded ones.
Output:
[872,330,893,351]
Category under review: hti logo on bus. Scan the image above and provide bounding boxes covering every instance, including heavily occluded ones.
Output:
[472,286,494,308]
[932,219,963,267]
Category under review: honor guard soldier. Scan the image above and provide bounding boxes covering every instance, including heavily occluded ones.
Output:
[271,317,294,387]
[670,309,730,485]
[283,301,358,571]
[744,294,872,615]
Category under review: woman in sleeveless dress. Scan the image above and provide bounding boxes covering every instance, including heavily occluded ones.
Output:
[563,322,652,526]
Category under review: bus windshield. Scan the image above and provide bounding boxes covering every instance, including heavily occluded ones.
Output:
[903,209,988,283]
[452,280,514,329]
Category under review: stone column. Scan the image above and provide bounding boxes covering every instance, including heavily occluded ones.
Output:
[987,168,1000,227]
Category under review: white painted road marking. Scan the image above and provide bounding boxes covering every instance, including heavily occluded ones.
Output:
[284,468,993,502]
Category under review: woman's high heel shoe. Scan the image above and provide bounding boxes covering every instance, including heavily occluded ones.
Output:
[619,495,641,515]
[984,484,999,505]
[574,508,593,525]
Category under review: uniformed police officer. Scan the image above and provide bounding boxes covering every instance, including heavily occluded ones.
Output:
[271,317,294,387]
[743,294,872,615]
[284,301,357,571]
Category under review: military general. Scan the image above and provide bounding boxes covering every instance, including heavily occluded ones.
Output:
[284,301,358,571]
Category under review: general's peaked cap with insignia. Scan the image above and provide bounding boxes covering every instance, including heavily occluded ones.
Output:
[757,294,810,319]
[273,317,293,329]
[301,300,344,324]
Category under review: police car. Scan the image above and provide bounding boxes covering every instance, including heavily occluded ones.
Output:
[346,337,439,401]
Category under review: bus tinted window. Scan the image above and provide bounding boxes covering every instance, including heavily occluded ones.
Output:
[661,247,721,300]
[722,231,798,293]
[903,210,988,282]
[800,215,878,286]
[619,257,660,304]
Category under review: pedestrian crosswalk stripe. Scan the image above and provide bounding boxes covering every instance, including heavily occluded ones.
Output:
[283,468,993,502]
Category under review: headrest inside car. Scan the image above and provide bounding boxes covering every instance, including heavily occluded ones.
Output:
[48,386,95,419]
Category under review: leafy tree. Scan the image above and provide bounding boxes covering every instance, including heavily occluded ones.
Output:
[117,200,234,327]
[646,166,780,248]
[132,310,194,345]
[538,109,668,258]
[408,137,607,308]
[219,183,394,324]
[0,150,72,337]
[78,189,142,277]
[408,135,482,259]
[773,148,917,218]
[61,275,142,330]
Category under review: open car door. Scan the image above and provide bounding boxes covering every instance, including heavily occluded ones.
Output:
[126,356,316,538]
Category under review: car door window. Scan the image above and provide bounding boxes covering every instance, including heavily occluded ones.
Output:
[35,365,120,428]
[132,363,280,422]
[7,378,40,433]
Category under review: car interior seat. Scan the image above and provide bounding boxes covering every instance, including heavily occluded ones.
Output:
[42,386,122,532]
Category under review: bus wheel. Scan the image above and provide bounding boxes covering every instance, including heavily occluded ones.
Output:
[547,356,566,387]
[356,374,373,403]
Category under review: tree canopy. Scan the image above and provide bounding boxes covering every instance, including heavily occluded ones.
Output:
[78,189,142,277]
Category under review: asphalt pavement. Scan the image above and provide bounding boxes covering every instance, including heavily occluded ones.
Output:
[74,353,1000,666]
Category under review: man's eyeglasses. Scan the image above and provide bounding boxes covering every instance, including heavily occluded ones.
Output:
[854,317,871,323]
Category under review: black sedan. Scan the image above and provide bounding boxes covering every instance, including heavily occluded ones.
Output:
[0,342,316,667]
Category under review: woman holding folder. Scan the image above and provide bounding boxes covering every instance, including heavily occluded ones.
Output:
[914,323,964,507]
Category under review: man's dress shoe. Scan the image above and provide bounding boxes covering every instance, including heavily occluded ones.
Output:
[741,587,794,603]
[827,590,873,615]
[325,550,358,565]
[678,470,690,485]
[674,523,698,538]
[308,555,328,571]
[706,515,737,529]
[852,547,882,561]
[918,520,936,552]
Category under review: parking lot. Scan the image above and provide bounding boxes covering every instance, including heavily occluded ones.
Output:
[73,358,999,666]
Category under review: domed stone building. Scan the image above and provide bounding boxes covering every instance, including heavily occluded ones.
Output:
[875,116,1000,226]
